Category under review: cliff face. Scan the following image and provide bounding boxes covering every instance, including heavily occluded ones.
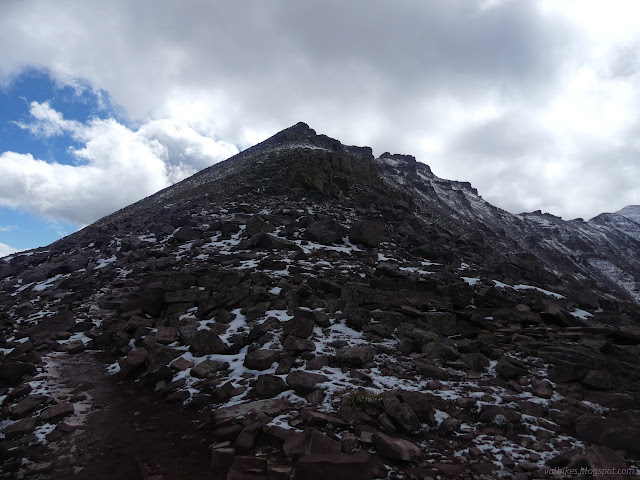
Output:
[1,123,639,479]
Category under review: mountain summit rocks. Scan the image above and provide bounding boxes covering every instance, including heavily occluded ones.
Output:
[1,123,640,478]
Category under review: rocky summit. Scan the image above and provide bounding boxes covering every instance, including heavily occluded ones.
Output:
[1,122,640,480]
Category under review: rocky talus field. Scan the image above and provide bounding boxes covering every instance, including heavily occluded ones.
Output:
[1,123,640,479]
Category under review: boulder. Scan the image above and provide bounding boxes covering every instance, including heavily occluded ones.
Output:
[495,357,526,379]
[305,221,344,245]
[40,403,74,422]
[581,370,615,390]
[283,316,315,339]
[184,329,227,356]
[118,348,148,375]
[283,335,315,353]
[227,455,267,480]
[244,349,281,370]
[190,360,223,379]
[335,346,376,367]
[0,362,38,386]
[9,394,49,419]
[286,370,329,395]
[382,394,421,433]
[349,220,385,248]
[254,374,287,398]
[234,421,263,453]
[3,417,37,439]
[373,432,422,462]
[401,391,436,426]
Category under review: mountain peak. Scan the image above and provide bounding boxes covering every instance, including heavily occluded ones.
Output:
[616,205,640,223]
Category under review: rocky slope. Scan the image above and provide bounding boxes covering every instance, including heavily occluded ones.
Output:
[1,122,639,479]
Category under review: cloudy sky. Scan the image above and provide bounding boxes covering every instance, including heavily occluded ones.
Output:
[1,0,640,256]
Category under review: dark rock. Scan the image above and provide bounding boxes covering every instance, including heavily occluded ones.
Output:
[286,370,329,395]
[146,344,182,372]
[254,374,287,398]
[0,362,38,386]
[305,221,344,245]
[283,335,315,353]
[283,316,315,338]
[433,463,465,477]
[9,394,48,419]
[575,412,640,453]
[233,421,262,453]
[531,378,553,399]
[382,394,420,433]
[438,417,462,435]
[349,220,385,247]
[119,347,148,375]
[306,355,329,370]
[210,446,236,473]
[335,346,375,367]
[495,357,526,379]
[211,398,289,427]
[2,417,37,439]
[294,452,374,480]
[191,360,222,378]
[581,370,615,390]
[373,432,422,462]
[244,349,281,370]
[40,402,74,422]
[226,455,267,480]
[184,329,227,356]
[155,326,178,344]
[585,445,632,480]
[401,391,436,426]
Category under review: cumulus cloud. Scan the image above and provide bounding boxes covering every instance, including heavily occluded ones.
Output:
[0,102,237,225]
[0,1,639,219]
[0,243,19,258]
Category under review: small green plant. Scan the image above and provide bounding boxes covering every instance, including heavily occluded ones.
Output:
[344,390,384,409]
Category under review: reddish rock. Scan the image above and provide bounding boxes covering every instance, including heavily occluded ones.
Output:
[283,316,315,339]
[254,374,287,398]
[373,432,422,462]
[294,452,374,480]
[3,416,37,439]
[155,326,178,344]
[40,402,74,422]
[190,360,222,379]
[170,357,194,371]
[335,346,376,367]
[244,349,281,370]
[433,463,465,477]
[286,370,328,395]
[8,394,48,419]
[233,422,262,453]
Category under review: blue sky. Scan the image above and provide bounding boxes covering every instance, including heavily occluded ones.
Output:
[2,1,640,257]
[0,70,115,252]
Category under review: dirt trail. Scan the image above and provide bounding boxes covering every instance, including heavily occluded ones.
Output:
[42,352,212,480]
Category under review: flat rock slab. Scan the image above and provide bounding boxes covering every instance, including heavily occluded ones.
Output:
[3,416,37,439]
[40,403,75,422]
[286,370,329,395]
[211,398,289,427]
[294,452,375,480]
[373,432,422,462]
[9,394,49,419]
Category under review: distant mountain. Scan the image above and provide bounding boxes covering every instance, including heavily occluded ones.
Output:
[1,123,639,479]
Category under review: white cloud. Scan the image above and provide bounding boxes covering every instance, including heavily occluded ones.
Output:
[0,243,19,258]
[0,102,238,225]
[0,225,17,232]
[0,1,639,219]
